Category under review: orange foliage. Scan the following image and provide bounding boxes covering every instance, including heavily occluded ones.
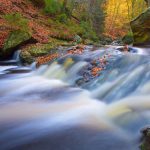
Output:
[0,0,75,48]
[0,0,38,17]
[91,67,102,77]
[28,21,49,43]
[0,30,10,49]
[67,45,85,55]
[36,53,59,67]
[0,17,11,49]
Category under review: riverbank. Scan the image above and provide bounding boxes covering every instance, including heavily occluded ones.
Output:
[0,0,97,63]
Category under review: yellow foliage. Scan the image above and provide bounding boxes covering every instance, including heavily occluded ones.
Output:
[105,0,146,38]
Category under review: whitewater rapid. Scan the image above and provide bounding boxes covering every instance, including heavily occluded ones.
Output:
[0,46,150,150]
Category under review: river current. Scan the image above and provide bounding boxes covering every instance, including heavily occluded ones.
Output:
[0,46,150,150]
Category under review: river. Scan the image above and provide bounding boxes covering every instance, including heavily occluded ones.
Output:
[0,46,150,150]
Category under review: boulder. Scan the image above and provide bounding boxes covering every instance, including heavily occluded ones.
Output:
[131,8,150,46]
[74,35,82,44]
[140,127,150,150]
[1,30,32,59]
[20,51,34,65]
[20,43,57,64]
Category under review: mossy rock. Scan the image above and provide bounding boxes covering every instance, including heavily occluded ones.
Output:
[140,127,150,150]
[28,44,56,57]
[2,30,31,58]
[131,8,150,45]
[20,43,57,64]
[20,51,34,65]
[74,35,82,44]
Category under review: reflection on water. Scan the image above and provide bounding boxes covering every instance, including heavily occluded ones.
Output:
[0,46,150,150]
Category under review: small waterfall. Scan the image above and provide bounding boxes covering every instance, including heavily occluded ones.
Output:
[30,62,37,70]
[13,50,21,62]
[0,50,21,67]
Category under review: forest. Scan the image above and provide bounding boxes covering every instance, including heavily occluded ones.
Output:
[0,0,150,150]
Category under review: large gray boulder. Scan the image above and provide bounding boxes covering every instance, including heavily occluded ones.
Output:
[131,8,150,46]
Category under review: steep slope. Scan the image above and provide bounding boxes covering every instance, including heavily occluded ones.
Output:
[0,0,80,62]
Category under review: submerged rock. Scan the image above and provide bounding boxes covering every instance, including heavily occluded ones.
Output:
[131,8,150,46]
[116,46,138,53]
[140,127,150,150]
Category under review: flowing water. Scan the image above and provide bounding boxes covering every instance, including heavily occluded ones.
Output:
[0,46,150,150]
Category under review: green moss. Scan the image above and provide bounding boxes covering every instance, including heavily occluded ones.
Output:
[122,32,134,44]
[27,44,56,57]
[3,13,29,32]
[83,39,94,45]
[20,43,58,64]
[3,30,31,51]
[80,21,98,42]
[44,0,62,15]
[1,30,31,58]
[20,51,34,64]
[73,35,82,44]
[57,13,68,24]
[140,143,146,150]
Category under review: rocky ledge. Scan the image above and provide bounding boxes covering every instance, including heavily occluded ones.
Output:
[0,0,81,63]
[131,7,150,46]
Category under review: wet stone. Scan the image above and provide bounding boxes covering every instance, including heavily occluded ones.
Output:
[5,67,32,74]
[140,127,150,150]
